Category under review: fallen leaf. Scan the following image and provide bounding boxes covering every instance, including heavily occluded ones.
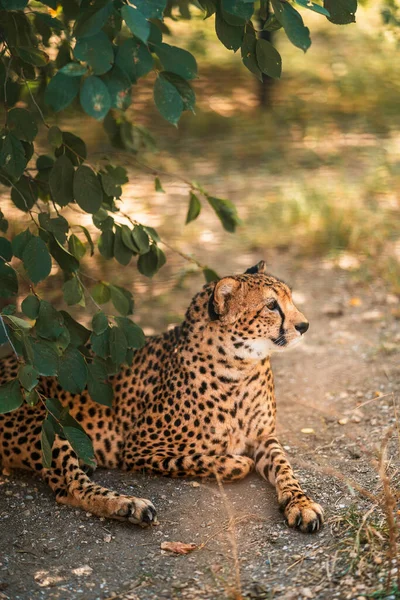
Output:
[349,297,362,307]
[161,541,197,555]
[300,428,315,434]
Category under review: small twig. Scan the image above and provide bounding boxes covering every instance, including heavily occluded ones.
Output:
[76,274,102,311]
[0,315,19,359]
[3,55,12,114]
[21,69,48,128]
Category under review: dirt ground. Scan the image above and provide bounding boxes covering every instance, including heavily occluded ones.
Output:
[0,253,399,600]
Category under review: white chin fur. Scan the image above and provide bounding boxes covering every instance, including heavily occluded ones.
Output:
[234,336,302,359]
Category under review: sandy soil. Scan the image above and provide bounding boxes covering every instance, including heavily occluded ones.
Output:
[0,255,399,600]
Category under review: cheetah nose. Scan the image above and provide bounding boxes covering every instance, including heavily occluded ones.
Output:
[295,321,309,335]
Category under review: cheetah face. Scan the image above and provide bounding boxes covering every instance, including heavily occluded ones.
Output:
[207,261,309,360]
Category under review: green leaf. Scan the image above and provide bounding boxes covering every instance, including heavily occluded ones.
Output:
[98,229,115,259]
[207,196,241,232]
[198,0,216,18]
[60,311,91,347]
[55,132,87,166]
[3,0,28,8]
[161,73,196,112]
[17,47,49,66]
[79,225,94,256]
[63,425,96,468]
[241,29,262,81]
[7,108,38,142]
[80,76,111,120]
[91,281,111,304]
[74,31,114,75]
[271,0,311,52]
[73,165,103,213]
[91,327,110,358]
[2,304,15,316]
[100,165,128,197]
[68,234,86,260]
[36,155,54,171]
[44,72,80,111]
[18,364,39,391]
[109,285,133,316]
[114,226,132,266]
[0,380,24,414]
[48,125,63,149]
[74,0,113,38]
[10,176,38,212]
[115,39,154,83]
[203,267,220,283]
[114,317,145,349]
[92,311,108,335]
[21,294,40,319]
[0,266,18,297]
[0,132,27,179]
[109,325,128,365]
[41,418,55,468]
[215,10,244,51]
[131,226,149,254]
[154,75,183,125]
[5,315,31,331]
[48,234,80,273]
[0,209,8,234]
[324,0,356,24]
[30,339,59,376]
[58,347,88,394]
[137,245,159,278]
[186,192,201,224]
[155,43,197,80]
[262,13,282,31]
[59,62,88,77]
[121,5,150,43]
[256,38,282,79]
[0,237,12,263]
[142,225,160,243]
[38,214,69,244]
[134,0,166,19]
[295,0,330,16]
[222,0,254,21]
[36,300,65,341]
[49,155,75,208]
[62,277,84,306]
[154,176,165,193]
[22,236,52,284]
[120,225,137,252]
[101,66,131,111]
[87,358,113,406]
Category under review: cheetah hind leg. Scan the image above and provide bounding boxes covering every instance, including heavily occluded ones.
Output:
[128,452,255,481]
[43,439,157,526]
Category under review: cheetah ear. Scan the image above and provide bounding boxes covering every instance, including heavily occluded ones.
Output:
[212,277,242,320]
[244,260,267,275]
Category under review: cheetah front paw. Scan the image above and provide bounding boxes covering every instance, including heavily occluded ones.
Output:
[279,492,324,533]
[113,496,158,527]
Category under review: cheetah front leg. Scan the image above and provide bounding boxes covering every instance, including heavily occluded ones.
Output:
[43,438,157,526]
[253,436,324,532]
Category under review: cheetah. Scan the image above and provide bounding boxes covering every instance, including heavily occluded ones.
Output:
[0,261,323,532]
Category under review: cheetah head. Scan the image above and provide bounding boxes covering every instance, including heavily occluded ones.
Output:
[203,261,309,360]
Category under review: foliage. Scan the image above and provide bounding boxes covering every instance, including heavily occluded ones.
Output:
[0,0,357,467]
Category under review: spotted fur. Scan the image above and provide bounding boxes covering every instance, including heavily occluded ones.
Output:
[0,261,323,532]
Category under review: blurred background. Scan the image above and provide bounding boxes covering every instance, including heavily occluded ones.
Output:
[1,1,400,330]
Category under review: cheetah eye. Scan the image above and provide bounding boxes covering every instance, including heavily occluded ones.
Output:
[266,299,278,311]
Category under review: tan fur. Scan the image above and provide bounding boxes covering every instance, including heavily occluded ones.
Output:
[0,265,323,532]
